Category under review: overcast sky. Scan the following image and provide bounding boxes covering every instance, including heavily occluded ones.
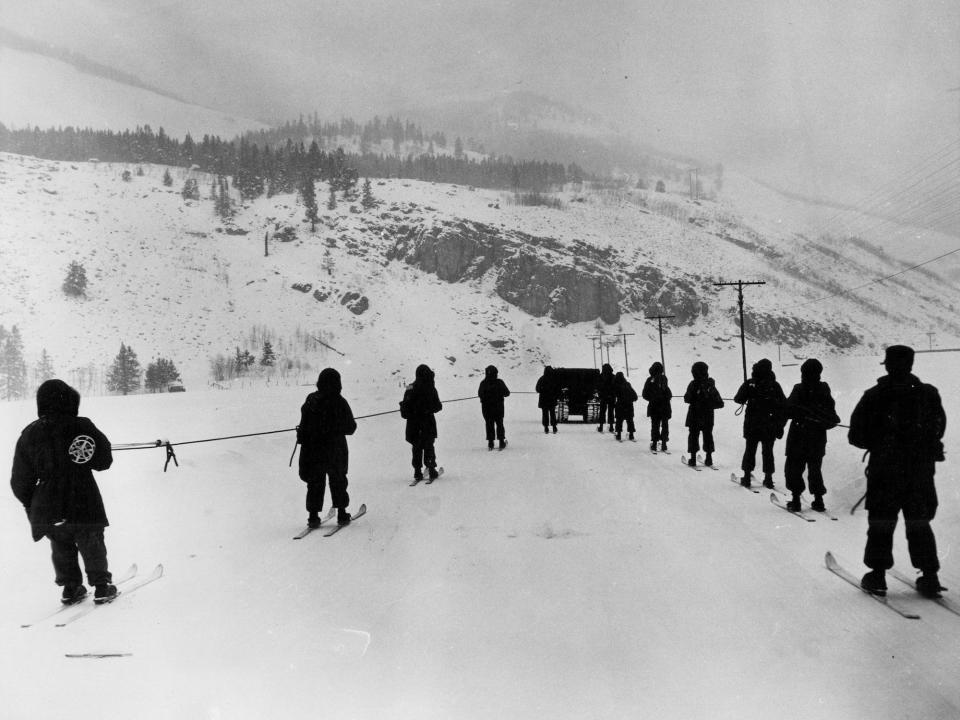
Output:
[2,0,958,196]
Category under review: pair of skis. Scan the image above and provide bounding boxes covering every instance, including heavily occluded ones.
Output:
[825,551,960,620]
[21,563,164,629]
[292,504,367,539]
[680,454,718,472]
[410,466,445,487]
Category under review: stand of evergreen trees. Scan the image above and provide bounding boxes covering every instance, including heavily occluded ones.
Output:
[0,118,586,195]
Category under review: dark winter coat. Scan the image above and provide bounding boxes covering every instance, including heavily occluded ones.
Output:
[400,364,443,444]
[597,364,616,402]
[613,373,638,419]
[10,379,113,542]
[849,372,946,512]
[478,366,510,420]
[535,367,561,409]
[683,363,724,429]
[784,379,840,458]
[733,365,787,441]
[641,363,672,419]
[297,368,357,478]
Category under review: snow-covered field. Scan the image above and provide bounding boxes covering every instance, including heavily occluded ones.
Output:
[1,349,959,720]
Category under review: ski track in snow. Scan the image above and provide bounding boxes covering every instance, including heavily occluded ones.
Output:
[1,351,960,719]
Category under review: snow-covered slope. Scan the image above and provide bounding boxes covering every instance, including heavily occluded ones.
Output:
[1,350,959,719]
[0,46,268,139]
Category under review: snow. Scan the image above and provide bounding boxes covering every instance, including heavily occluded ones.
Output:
[2,348,960,719]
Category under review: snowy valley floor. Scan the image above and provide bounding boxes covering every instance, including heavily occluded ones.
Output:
[2,354,960,720]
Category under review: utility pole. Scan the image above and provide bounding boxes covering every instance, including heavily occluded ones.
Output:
[689,168,700,201]
[714,279,766,382]
[645,314,675,372]
[608,332,635,375]
[926,331,936,350]
[264,231,269,257]
[588,334,603,369]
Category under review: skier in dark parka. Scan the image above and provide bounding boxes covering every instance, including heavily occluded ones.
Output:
[478,365,510,449]
[10,379,117,605]
[783,358,840,512]
[535,366,560,433]
[400,364,443,481]
[733,358,787,489]
[612,371,638,441]
[849,345,947,598]
[298,368,357,527]
[683,361,724,467]
[642,362,672,452]
[596,363,616,432]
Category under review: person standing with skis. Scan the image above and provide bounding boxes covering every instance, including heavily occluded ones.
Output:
[478,365,510,450]
[642,362,672,452]
[849,345,947,598]
[612,372,638,441]
[535,366,560,434]
[596,363,616,433]
[400,364,443,482]
[783,358,840,512]
[10,379,117,605]
[297,368,357,528]
[683,361,724,467]
[733,358,787,489]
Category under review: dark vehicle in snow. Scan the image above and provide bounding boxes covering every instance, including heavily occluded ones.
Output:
[552,367,601,423]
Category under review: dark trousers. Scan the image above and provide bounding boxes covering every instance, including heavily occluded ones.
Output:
[304,467,350,512]
[741,437,776,476]
[785,454,825,496]
[649,417,669,443]
[411,438,437,475]
[47,524,111,587]
[615,415,635,435]
[541,407,557,428]
[687,426,715,455]
[484,416,506,442]
[865,507,939,573]
[598,400,614,427]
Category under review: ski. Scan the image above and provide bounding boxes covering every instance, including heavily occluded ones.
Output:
[890,568,960,617]
[825,552,920,619]
[425,467,445,484]
[409,476,424,487]
[293,508,336,539]
[57,564,164,627]
[680,455,702,471]
[770,492,815,522]
[20,564,137,629]
[729,472,760,493]
[323,503,367,537]
[65,653,132,659]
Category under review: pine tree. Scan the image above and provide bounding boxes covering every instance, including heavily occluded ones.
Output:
[62,260,88,297]
[233,347,255,375]
[215,175,233,220]
[106,342,142,395]
[327,183,337,210]
[162,168,173,187]
[181,178,200,200]
[144,357,182,392]
[299,172,318,231]
[35,348,55,385]
[1,326,28,400]
[260,341,276,367]
[361,178,376,209]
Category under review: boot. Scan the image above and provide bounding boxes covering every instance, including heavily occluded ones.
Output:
[628,432,635,441]
[488,440,494,450]
[597,425,604,433]
[660,441,667,452]
[413,470,424,482]
[704,452,713,467]
[61,585,87,605]
[499,439,507,450]
[615,432,622,441]
[428,467,440,480]
[552,425,558,433]
[337,508,352,526]
[810,496,825,512]
[650,442,657,452]
[762,473,774,490]
[916,572,945,598]
[94,583,118,605]
[307,513,321,529]
[860,569,887,596]
[687,456,696,467]
[608,424,614,433]
[785,495,802,512]
[544,426,550,434]
[740,474,751,488]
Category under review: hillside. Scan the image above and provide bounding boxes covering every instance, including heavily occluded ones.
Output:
[2,150,959,395]
[0,45,267,139]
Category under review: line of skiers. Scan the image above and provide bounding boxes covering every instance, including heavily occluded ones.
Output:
[9,344,947,605]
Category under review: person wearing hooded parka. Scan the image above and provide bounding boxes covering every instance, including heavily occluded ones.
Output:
[612,371,638,441]
[478,365,510,449]
[733,358,787,489]
[298,368,357,527]
[535,366,560,433]
[683,361,724,467]
[400,364,443,481]
[642,362,672,452]
[11,379,117,605]
[596,363,616,432]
